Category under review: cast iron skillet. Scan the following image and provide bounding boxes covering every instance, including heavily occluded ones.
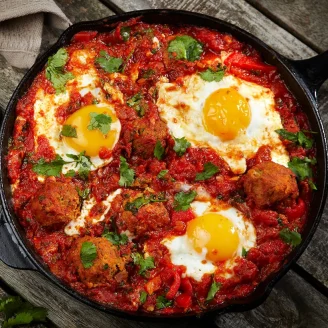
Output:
[0,9,328,321]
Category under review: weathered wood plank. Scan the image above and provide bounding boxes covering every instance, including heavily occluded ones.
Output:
[102,0,328,287]
[246,0,328,53]
[2,261,328,328]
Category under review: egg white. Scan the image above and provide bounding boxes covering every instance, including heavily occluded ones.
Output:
[156,73,289,174]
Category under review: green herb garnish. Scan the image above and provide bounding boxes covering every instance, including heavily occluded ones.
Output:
[288,157,316,181]
[120,26,131,41]
[195,162,219,181]
[60,125,77,138]
[275,129,314,149]
[279,228,302,247]
[168,35,203,61]
[173,136,191,156]
[119,156,135,187]
[127,92,145,117]
[87,112,112,135]
[174,190,197,211]
[206,281,221,301]
[124,194,166,214]
[102,230,128,246]
[157,170,168,179]
[80,241,97,268]
[199,67,225,82]
[95,50,123,73]
[154,140,165,160]
[156,296,173,309]
[132,253,155,276]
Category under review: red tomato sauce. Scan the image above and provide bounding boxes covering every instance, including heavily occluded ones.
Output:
[7,19,315,314]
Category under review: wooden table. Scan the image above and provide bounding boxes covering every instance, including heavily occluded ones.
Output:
[1,0,328,327]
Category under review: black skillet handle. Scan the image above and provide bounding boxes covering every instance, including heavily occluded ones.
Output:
[287,50,328,101]
[0,212,36,270]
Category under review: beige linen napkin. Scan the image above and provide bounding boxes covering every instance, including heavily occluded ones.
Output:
[0,0,71,69]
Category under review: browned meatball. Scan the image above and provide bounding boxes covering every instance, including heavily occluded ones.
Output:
[243,161,299,207]
[70,236,127,285]
[132,118,168,158]
[120,202,170,237]
[30,179,80,227]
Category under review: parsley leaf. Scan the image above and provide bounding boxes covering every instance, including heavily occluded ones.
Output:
[206,281,221,301]
[195,162,219,181]
[288,157,316,180]
[157,169,168,179]
[242,247,248,258]
[132,253,155,276]
[279,228,302,247]
[64,169,76,177]
[60,124,77,138]
[168,35,203,61]
[87,112,112,135]
[156,296,173,309]
[174,190,197,211]
[154,140,165,160]
[124,194,166,214]
[45,48,74,94]
[199,68,225,82]
[66,151,92,180]
[32,155,67,177]
[119,156,135,187]
[95,50,123,73]
[127,93,145,117]
[275,129,314,149]
[102,230,128,246]
[120,26,131,41]
[77,188,90,200]
[0,296,47,328]
[173,136,191,156]
[140,291,148,305]
[80,241,97,268]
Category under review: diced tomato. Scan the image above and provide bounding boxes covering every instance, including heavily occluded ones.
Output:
[171,209,195,224]
[283,198,306,221]
[99,147,112,160]
[175,293,192,308]
[72,31,98,43]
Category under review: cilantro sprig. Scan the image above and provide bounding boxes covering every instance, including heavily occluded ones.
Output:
[156,296,173,309]
[206,281,221,301]
[0,296,47,328]
[87,112,112,135]
[157,169,168,179]
[168,35,203,61]
[275,129,314,149]
[124,194,166,214]
[132,253,155,276]
[199,67,225,82]
[288,157,316,189]
[60,124,77,138]
[127,93,145,117]
[140,291,148,305]
[45,48,74,94]
[174,190,197,211]
[154,140,165,160]
[102,230,128,246]
[173,136,191,156]
[80,241,97,268]
[95,50,123,73]
[279,228,302,247]
[119,156,135,187]
[195,162,219,181]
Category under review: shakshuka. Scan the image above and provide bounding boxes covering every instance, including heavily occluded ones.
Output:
[7,18,317,314]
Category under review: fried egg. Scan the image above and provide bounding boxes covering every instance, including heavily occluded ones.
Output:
[33,49,122,175]
[156,73,289,174]
[162,200,256,281]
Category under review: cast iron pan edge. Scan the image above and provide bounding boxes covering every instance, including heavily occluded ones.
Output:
[0,9,327,321]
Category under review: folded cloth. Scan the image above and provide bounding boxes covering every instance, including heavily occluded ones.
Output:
[0,0,71,69]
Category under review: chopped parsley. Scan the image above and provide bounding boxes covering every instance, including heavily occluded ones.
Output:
[174,190,197,211]
[0,296,48,328]
[242,247,248,258]
[87,112,112,135]
[156,295,173,309]
[275,129,314,149]
[140,291,148,305]
[32,155,67,177]
[80,241,97,269]
[45,48,74,94]
[157,169,168,179]
[199,67,225,82]
[77,188,90,200]
[195,162,219,181]
[60,124,77,138]
[119,156,135,187]
[127,93,145,117]
[66,152,92,180]
[154,140,165,160]
[132,253,155,276]
[102,230,128,246]
[124,194,166,214]
[288,157,316,184]
[95,50,123,73]
[120,26,131,41]
[206,281,221,301]
[279,228,302,247]
[141,69,155,79]
[173,136,191,156]
[168,35,203,61]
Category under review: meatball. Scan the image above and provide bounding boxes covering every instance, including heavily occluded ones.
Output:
[243,161,299,207]
[120,202,170,237]
[70,236,127,285]
[30,179,80,227]
[132,118,168,158]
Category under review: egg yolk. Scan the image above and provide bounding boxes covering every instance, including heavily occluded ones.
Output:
[63,105,119,157]
[187,213,239,262]
[203,88,251,141]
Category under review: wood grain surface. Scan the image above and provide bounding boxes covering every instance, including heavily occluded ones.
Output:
[0,0,327,327]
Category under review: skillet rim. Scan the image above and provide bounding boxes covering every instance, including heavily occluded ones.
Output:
[0,9,327,321]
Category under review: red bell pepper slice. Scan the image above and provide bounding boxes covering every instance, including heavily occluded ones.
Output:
[72,31,98,43]
[166,270,181,300]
